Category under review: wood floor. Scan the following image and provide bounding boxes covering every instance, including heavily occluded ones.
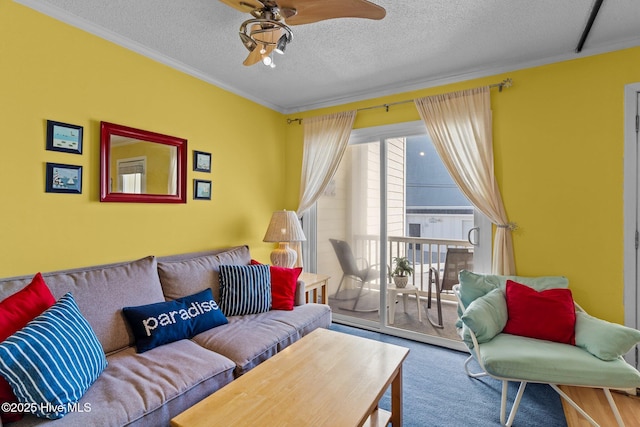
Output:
[560,386,640,426]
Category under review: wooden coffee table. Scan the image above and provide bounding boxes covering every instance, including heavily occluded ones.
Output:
[171,328,409,427]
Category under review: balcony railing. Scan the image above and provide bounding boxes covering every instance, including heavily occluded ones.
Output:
[352,235,473,297]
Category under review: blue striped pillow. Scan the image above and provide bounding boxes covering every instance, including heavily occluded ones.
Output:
[0,293,107,419]
[219,264,271,316]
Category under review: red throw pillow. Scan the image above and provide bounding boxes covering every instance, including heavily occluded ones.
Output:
[251,260,302,311]
[0,273,56,423]
[503,279,576,345]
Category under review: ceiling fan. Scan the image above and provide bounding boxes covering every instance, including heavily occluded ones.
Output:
[219,0,386,67]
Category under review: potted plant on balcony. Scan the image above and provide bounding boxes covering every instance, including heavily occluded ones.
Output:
[391,256,413,288]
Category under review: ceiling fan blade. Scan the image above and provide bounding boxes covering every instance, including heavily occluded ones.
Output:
[219,0,264,14]
[242,43,277,66]
[278,0,385,26]
[243,49,264,66]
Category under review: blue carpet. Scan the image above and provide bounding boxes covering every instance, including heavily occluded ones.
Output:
[329,323,567,427]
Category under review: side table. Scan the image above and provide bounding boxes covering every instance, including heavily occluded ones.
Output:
[388,284,422,324]
[300,272,330,305]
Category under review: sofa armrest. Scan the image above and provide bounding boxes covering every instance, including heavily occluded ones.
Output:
[294,279,306,306]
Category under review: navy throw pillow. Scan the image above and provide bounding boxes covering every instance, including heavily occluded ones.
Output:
[123,288,227,353]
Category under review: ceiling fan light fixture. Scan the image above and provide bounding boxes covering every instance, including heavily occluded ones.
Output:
[239,32,257,52]
[274,33,290,54]
[238,18,293,66]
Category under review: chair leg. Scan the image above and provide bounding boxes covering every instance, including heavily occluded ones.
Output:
[332,274,356,300]
[463,355,488,378]
[352,280,365,310]
[351,280,377,312]
[550,384,608,427]
[335,274,345,294]
[603,388,625,427]
[425,268,444,328]
[501,381,527,427]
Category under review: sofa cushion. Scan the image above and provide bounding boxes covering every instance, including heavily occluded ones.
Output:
[11,340,236,426]
[192,313,299,377]
[575,311,640,361]
[0,256,166,355]
[0,293,107,419]
[0,273,56,424]
[123,288,228,353]
[219,264,271,316]
[266,303,333,346]
[503,280,576,345]
[478,333,640,389]
[157,246,251,302]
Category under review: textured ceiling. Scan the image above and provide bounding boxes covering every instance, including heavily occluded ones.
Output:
[15,0,640,113]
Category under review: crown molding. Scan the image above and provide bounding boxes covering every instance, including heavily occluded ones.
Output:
[14,0,640,115]
[282,37,640,114]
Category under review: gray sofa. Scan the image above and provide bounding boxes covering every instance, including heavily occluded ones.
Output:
[0,245,332,426]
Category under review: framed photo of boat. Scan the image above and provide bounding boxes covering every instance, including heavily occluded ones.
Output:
[46,120,83,154]
[193,179,211,200]
[193,150,211,172]
[45,163,82,194]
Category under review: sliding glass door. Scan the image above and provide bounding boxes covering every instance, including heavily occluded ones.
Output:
[317,138,382,324]
[314,121,489,350]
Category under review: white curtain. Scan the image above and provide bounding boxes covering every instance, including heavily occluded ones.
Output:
[414,87,515,275]
[293,110,357,267]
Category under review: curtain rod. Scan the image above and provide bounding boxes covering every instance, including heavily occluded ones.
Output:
[287,78,513,124]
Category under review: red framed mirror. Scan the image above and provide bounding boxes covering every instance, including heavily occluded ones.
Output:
[100,122,187,203]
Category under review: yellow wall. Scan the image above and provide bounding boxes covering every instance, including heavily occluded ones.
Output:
[285,48,640,322]
[0,1,286,276]
[3,1,639,323]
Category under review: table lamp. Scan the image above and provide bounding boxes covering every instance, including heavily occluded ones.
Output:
[263,210,306,268]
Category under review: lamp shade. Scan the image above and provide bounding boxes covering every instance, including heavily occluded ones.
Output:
[263,210,306,267]
[263,210,306,243]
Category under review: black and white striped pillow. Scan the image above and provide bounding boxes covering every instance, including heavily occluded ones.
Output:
[219,264,271,316]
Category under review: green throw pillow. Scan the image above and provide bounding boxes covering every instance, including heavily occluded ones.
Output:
[575,311,640,361]
[458,270,569,310]
[460,288,508,347]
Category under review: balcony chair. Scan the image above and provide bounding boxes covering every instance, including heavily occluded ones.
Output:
[454,270,640,427]
[426,247,473,328]
[329,238,379,312]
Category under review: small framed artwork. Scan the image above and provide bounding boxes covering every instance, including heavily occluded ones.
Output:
[45,163,82,194]
[193,150,211,172]
[46,120,83,154]
[194,179,212,200]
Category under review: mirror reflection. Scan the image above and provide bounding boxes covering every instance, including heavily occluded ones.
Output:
[100,122,187,203]
[109,137,177,195]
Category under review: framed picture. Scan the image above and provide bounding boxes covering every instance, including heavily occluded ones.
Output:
[193,150,211,172]
[45,163,82,194]
[46,120,83,154]
[194,179,211,200]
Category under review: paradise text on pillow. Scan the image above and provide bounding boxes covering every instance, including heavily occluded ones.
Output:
[143,300,220,336]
